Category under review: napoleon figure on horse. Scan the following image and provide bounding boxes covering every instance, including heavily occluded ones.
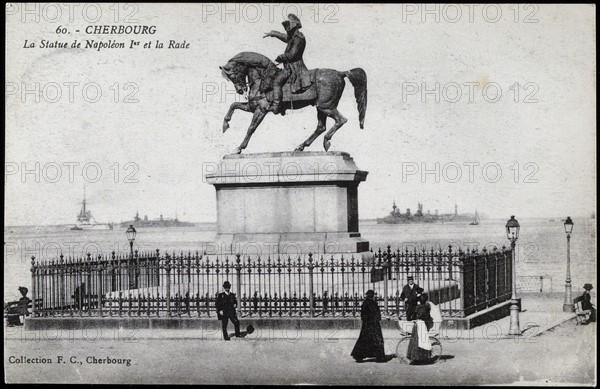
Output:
[220,14,367,154]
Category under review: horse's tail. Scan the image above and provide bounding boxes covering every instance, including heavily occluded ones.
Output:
[343,68,367,129]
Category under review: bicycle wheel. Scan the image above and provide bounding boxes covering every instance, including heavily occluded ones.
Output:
[430,337,442,362]
[396,336,411,364]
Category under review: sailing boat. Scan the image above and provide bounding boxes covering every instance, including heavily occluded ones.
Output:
[469,210,480,225]
[70,186,113,230]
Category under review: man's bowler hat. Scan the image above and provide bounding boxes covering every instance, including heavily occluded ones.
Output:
[407,276,414,281]
[223,281,231,288]
[584,283,593,291]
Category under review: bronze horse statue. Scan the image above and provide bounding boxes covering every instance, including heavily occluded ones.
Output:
[220,52,367,154]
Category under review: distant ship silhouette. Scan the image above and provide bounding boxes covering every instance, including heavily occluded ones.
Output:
[70,187,112,230]
[119,211,195,228]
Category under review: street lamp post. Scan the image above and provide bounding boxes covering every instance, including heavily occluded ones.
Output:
[563,217,574,312]
[506,215,521,336]
[126,225,137,258]
[126,225,137,289]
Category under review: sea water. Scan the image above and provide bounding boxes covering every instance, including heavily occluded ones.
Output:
[3,218,596,301]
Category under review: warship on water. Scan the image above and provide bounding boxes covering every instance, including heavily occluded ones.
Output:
[119,211,195,228]
[70,189,113,230]
[377,202,478,224]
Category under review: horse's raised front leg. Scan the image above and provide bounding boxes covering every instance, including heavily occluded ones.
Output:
[235,108,267,154]
[223,102,250,133]
[321,108,348,151]
[295,110,327,151]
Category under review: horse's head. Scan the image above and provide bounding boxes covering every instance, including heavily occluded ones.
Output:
[220,62,247,95]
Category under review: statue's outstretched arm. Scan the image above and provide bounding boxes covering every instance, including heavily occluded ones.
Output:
[264,30,288,43]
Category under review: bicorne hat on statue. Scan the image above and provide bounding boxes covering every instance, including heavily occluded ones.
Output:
[283,14,302,29]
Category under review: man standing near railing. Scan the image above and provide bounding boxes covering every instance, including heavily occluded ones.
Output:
[400,276,424,320]
[216,281,241,340]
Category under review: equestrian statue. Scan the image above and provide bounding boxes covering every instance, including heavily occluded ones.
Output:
[220,14,367,154]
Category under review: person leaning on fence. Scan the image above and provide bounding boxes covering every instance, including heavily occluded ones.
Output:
[400,276,424,320]
[216,281,241,340]
[581,283,596,324]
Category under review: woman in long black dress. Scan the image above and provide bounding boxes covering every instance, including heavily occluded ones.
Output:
[351,290,386,362]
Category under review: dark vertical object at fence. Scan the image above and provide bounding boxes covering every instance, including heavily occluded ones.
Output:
[461,249,476,316]
[235,254,242,316]
[97,255,103,317]
[30,256,36,317]
[383,246,390,315]
[447,245,453,280]
[165,254,171,317]
[308,253,315,317]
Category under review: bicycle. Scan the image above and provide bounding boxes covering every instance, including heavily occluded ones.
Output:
[395,320,443,364]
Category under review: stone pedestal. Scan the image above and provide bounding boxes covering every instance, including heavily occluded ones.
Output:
[205,151,370,257]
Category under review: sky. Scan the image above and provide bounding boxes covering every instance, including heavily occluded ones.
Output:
[5,3,597,225]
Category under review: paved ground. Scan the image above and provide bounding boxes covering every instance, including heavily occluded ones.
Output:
[4,296,596,385]
[4,320,596,385]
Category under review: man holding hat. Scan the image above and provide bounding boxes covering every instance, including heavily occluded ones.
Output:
[216,281,241,340]
[400,276,424,321]
[263,13,312,115]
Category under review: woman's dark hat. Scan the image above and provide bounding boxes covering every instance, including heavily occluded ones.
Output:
[584,283,593,291]
[223,281,231,288]
[18,287,28,294]
[365,289,375,296]
[246,325,255,334]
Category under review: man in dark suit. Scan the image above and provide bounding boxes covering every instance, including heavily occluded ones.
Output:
[400,276,424,320]
[216,281,241,340]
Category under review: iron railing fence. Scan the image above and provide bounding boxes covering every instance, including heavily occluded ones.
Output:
[29,245,512,319]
